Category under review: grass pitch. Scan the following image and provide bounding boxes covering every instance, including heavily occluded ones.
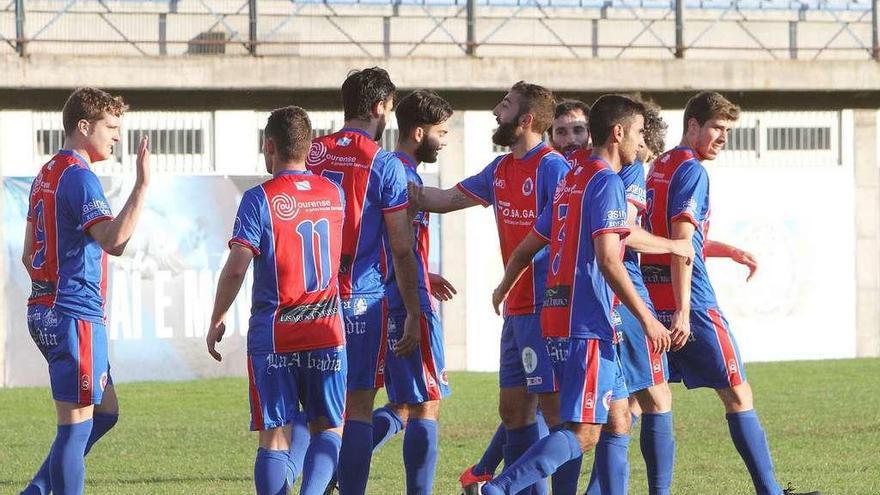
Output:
[1,358,878,494]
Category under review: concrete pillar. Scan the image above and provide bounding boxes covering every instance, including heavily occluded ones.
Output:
[854,109,880,357]
[439,110,468,370]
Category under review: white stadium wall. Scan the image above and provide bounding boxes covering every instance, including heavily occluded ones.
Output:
[0,108,871,387]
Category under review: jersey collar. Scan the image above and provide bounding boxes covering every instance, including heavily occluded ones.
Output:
[340,127,373,139]
[520,142,547,161]
[274,169,312,178]
[394,151,418,169]
[58,149,91,167]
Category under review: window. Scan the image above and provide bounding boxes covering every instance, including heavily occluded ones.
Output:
[127,129,204,155]
[766,127,831,151]
[726,127,757,151]
[36,129,64,156]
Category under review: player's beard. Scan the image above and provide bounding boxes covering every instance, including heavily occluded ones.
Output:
[492,120,520,147]
[414,138,440,164]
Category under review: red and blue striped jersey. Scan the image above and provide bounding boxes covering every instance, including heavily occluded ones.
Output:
[230,170,345,355]
[307,128,409,297]
[26,150,113,323]
[534,156,630,341]
[457,143,569,316]
[641,146,717,311]
[384,152,435,313]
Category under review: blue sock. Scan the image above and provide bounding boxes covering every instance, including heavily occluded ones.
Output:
[640,412,675,495]
[255,448,290,495]
[593,432,631,495]
[300,431,342,495]
[503,422,547,495]
[372,406,405,453]
[726,410,782,495]
[473,423,506,476]
[23,412,117,495]
[483,429,582,495]
[549,426,582,495]
[48,419,92,495]
[337,419,373,495]
[287,412,310,486]
[402,418,439,495]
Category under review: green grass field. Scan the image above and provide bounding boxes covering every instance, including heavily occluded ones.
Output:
[1,358,879,494]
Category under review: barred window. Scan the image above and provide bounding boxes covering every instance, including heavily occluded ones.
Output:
[127,129,204,155]
[726,127,757,151]
[36,129,64,156]
[766,127,831,151]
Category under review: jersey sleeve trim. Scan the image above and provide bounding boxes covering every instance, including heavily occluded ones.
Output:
[532,225,551,242]
[229,237,261,256]
[382,200,410,214]
[455,183,490,207]
[670,211,699,229]
[83,215,113,230]
[591,226,631,240]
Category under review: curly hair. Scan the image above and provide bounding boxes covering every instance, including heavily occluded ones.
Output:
[62,87,128,136]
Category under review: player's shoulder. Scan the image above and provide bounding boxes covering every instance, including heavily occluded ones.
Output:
[56,159,100,189]
[618,159,645,182]
[539,149,571,172]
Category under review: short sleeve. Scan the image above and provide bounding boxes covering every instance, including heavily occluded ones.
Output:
[456,157,501,207]
[381,154,409,213]
[229,188,263,256]
[60,168,113,230]
[619,161,647,212]
[669,161,709,227]
[536,154,570,214]
[533,201,553,241]
[588,173,630,239]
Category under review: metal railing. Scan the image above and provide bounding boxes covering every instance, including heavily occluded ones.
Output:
[2,0,878,59]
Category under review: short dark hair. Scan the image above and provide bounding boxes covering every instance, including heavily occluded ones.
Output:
[554,99,590,120]
[511,81,556,135]
[588,94,645,146]
[341,67,396,121]
[264,106,312,163]
[62,87,128,136]
[683,91,739,128]
[395,90,453,136]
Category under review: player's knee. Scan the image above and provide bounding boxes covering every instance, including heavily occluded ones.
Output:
[635,383,672,413]
[346,389,378,420]
[603,411,631,435]
[717,383,753,413]
[499,389,536,428]
[407,400,440,420]
[568,424,600,453]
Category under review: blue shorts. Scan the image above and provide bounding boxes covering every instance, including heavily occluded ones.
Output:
[384,311,451,404]
[499,313,557,393]
[659,307,747,390]
[341,295,386,390]
[553,337,628,424]
[247,346,347,431]
[27,305,111,405]
[614,305,668,394]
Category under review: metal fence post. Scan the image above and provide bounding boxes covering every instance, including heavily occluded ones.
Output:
[675,0,685,58]
[14,0,26,57]
[873,0,879,60]
[789,21,797,60]
[248,0,258,56]
[466,0,477,56]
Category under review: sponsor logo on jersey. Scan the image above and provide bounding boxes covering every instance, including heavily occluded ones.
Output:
[521,346,538,374]
[494,178,506,189]
[602,390,613,410]
[44,309,59,328]
[307,141,328,166]
[295,181,312,191]
[336,136,352,146]
[30,280,56,299]
[728,358,739,375]
[271,193,299,221]
[82,199,110,216]
[584,392,595,409]
[652,359,663,373]
[640,265,671,285]
[81,374,91,392]
[278,296,339,324]
[543,285,571,308]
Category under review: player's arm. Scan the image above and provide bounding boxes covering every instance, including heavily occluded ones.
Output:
[206,245,254,362]
[595,232,671,353]
[385,208,423,357]
[408,182,480,213]
[492,232,546,315]
[22,221,35,277]
[88,135,150,257]
[705,239,758,281]
[623,202,694,261]
[669,220,696,350]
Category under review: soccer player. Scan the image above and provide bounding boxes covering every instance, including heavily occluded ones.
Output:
[366,89,454,494]
[550,99,591,157]
[410,81,569,495]
[481,94,670,495]
[21,87,150,495]
[640,91,818,495]
[306,67,423,495]
[207,106,346,495]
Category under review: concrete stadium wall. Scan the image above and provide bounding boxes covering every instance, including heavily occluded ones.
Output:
[1,107,877,387]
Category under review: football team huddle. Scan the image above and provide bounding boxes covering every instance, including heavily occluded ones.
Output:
[19,67,820,495]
